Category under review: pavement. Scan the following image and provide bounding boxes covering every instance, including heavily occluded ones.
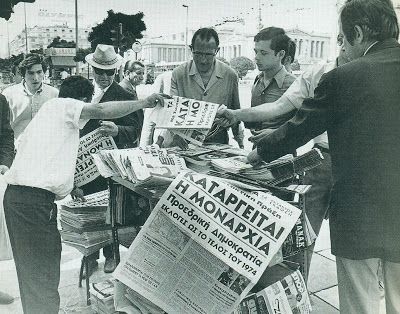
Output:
[0,220,342,314]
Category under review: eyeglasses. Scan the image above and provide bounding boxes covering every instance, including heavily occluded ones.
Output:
[191,50,218,58]
[337,34,344,47]
[93,67,116,76]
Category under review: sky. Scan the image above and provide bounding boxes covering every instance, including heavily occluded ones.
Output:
[0,0,346,57]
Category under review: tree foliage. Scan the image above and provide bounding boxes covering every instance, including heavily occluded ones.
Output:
[88,10,146,54]
[47,36,76,48]
[74,48,92,63]
[230,56,255,79]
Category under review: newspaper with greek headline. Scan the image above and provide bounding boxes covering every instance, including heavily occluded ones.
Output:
[74,128,117,187]
[113,172,301,314]
[150,96,219,145]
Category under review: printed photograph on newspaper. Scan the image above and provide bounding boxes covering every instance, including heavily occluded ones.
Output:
[74,128,117,187]
[113,172,301,314]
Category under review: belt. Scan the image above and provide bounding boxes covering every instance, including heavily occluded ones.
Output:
[7,185,55,200]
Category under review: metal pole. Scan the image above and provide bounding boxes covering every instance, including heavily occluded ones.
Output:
[24,3,28,53]
[75,0,80,74]
[6,21,11,58]
[182,4,189,61]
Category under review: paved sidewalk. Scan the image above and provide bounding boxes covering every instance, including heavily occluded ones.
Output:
[0,220,341,313]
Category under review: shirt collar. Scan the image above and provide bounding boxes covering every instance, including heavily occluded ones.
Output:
[188,59,224,79]
[258,66,288,89]
[94,81,112,94]
[22,80,43,96]
[363,41,379,56]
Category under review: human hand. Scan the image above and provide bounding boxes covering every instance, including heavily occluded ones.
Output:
[144,93,170,108]
[99,121,118,137]
[0,165,9,175]
[246,149,263,165]
[71,187,86,201]
[215,107,238,128]
[248,128,275,144]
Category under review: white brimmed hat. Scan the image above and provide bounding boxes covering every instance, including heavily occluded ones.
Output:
[85,44,123,69]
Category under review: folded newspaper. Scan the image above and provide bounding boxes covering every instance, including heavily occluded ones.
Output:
[74,128,117,187]
[113,172,302,314]
[150,96,220,145]
[235,268,312,314]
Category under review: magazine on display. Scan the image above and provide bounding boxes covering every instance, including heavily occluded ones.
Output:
[113,172,302,314]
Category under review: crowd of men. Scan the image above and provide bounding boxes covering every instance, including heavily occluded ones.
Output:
[0,0,399,313]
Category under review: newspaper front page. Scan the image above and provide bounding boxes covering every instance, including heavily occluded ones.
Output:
[114,172,301,314]
[74,128,117,187]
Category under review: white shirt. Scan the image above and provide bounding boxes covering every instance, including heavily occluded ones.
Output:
[2,81,59,144]
[92,83,112,104]
[4,98,88,198]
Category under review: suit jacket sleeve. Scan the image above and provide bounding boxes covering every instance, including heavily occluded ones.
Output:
[0,95,14,167]
[116,92,143,147]
[256,70,337,162]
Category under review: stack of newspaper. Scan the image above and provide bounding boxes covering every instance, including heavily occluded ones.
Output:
[60,191,112,254]
[92,145,188,187]
[208,149,324,187]
[90,279,118,314]
[235,268,312,314]
[150,96,220,145]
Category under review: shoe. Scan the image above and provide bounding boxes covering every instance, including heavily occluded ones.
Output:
[81,259,98,279]
[0,291,14,305]
[104,257,117,273]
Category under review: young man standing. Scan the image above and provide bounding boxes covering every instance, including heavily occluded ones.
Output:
[246,27,296,133]
[3,75,164,314]
[2,54,58,147]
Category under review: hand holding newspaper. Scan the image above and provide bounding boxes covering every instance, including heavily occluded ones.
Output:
[113,172,302,314]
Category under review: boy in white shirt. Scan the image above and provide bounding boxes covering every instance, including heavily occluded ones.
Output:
[3,75,164,314]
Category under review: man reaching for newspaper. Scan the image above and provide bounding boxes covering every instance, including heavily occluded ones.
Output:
[2,75,166,314]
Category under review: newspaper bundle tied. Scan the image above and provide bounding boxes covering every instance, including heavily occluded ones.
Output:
[152,96,220,145]
[114,172,301,314]
[74,128,117,187]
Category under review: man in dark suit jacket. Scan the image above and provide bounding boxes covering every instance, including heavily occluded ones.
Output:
[0,94,15,305]
[248,1,400,313]
[78,44,144,275]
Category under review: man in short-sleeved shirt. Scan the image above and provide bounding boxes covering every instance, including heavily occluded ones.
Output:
[3,75,163,314]
[2,53,58,146]
[168,27,244,147]
[246,27,295,132]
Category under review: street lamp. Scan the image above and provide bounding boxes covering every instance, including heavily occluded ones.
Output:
[182,4,189,61]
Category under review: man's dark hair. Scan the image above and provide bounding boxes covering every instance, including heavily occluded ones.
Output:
[18,53,48,76]
[11,62,20,76]
[254,27,292,60]
[285,39,296,64]
[59,76,94,100]
[124,60,144,73]
[190,27,220,48]
[341,0,399,44]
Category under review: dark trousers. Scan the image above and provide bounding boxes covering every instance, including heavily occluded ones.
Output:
[285,151,332,281]
[4,185,61,314]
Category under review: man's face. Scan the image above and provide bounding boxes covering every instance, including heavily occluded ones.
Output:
[191,37,218,73]
[93,66,116,89]
[24,64,44,92]
[127,66,145,86]
[254,40,282,72]
[339,22,364,61]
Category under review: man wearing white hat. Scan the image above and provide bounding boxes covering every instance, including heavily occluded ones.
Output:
[80,44,144,274]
